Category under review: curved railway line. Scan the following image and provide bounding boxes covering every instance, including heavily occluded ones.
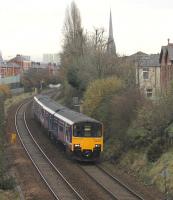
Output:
[15,99,147,200]
[15,101,84,200]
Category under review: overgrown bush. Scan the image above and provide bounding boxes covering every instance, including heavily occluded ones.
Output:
[0,85,11,98]
[103,138,123,161]
[147,139,166,162]
[126,94,173,151]
[83,76,123,117]
[0,176,16,190]
[61,80,80,108]
[127,126,152,148]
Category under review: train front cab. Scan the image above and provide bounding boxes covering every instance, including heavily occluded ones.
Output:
[71,122,103,161]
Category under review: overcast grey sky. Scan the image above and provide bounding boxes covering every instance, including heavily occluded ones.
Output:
[0,0,173,60]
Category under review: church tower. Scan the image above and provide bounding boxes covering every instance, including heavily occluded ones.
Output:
[107,10,116,55]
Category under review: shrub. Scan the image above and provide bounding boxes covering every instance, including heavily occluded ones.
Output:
[147,139,166,162]
[127,125,152,148]
[83,76,123,117]
[103,138,123,161]
[0,85,11,98]
[0,176,16,190]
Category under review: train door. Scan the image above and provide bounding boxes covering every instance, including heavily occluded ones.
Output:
[65,125,73,152]
[54,117,59,140]
[65,125,72,144]
[48,114,53,132]
[65,124,68,143]
[44,110,49,129]
[40,108,44,125]
[58,120,64,143]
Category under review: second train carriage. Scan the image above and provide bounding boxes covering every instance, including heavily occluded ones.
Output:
[33,95,103,161]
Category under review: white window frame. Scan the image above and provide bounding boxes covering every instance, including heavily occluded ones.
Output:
[146,88,152,97]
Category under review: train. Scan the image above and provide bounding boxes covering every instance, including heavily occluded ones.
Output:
[32,95,103,161]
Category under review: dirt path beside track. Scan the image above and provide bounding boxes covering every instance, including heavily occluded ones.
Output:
[5,103,53,200]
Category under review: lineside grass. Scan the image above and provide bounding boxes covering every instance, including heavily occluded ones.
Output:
[116,149,173,195]
[0,189,19,200]
[5,92,34,115]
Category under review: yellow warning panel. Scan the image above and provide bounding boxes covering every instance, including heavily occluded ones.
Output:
[11,132,17,144]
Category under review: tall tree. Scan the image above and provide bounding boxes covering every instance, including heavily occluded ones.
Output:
[60,1,86,97]
[63,1,84,57]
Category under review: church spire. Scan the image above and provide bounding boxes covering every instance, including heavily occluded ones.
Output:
[107,10,116,55]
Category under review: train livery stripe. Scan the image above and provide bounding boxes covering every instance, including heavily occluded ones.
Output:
[34,97,74,125]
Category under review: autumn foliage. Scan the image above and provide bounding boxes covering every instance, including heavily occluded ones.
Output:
[0,85,11,97]
[82,76,123,116]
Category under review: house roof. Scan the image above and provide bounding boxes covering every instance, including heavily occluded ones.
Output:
[8,54,30,63]
[129,52,160,67]
[31,62,49,69]
[139,54,160,67]
[7,63,20,68]
[0,62,20,68]
[130,51,148,60]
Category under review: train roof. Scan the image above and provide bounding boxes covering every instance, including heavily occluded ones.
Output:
[34,95,101,125]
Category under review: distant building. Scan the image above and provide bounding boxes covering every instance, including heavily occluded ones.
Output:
[8,54,31,71]
[31,61,59,76]
[160,40,173,92]
[129,51,148,62]
[0,52,21,89]
[107,10,116,55]
[0,62,21,89]
[133,52,160,98]
[43,53,60,64]
[0,63,20,78]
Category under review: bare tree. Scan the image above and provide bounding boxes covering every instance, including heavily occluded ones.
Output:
[60,1,135,103]
[63,1,85,57]
[93,28,107,78]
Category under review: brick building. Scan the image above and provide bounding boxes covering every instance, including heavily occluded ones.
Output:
[0,63,20,78]
[160,41,173,92]
[31,61,59,76]
[0,53,21,89]
[8,54,31,71]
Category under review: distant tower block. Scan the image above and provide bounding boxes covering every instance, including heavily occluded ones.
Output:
[107,10,116,55]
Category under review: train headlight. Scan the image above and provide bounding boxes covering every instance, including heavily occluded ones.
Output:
[74,144,80,147]
[95,144,101,148]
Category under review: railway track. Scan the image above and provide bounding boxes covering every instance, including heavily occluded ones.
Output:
[15,101,84,200]
[79,164,145,200]
[15,98,147,200]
